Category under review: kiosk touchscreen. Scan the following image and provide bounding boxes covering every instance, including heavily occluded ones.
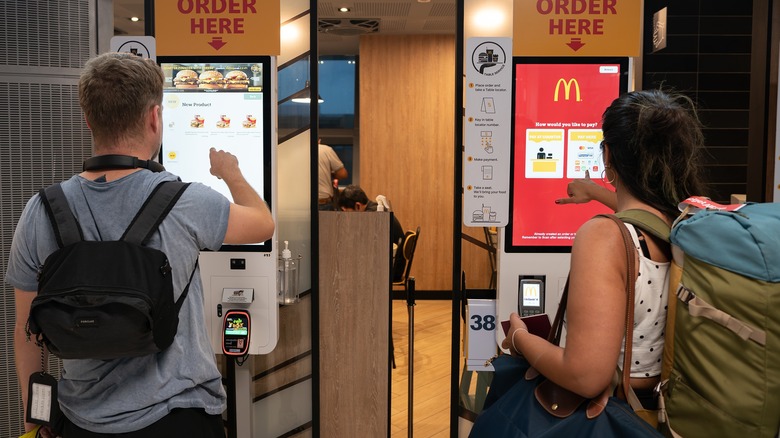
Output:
[158,56,278,356]
[495,58,630,348]
[158,56,273,251]
[505,57,629,253]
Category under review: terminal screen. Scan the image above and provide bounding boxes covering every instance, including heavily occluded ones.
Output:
[158,57,272,252]
[506,57,628,252]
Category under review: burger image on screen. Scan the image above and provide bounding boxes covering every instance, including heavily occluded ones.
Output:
[216,115,231,128]
[224,70,249,89]
[173,69,198,89]
[190,115,205,128]
[198,70,225,89]
[242,115,257,128]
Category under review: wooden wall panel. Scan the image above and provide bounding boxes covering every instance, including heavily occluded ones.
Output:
[359,34,459,292]
[252,294,312,397]
[319,211,391,437]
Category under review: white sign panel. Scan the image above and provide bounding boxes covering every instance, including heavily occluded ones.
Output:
[110,36,156,61]
[466,299,498,372]
[464,38,512,227]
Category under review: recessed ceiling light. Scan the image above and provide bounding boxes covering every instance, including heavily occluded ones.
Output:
[130,16,140,22]
[338,7,350,13]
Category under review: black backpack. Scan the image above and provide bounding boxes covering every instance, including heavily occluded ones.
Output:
[28,180,194,360]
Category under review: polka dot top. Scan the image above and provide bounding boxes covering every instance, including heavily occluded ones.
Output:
[617,223,670,378]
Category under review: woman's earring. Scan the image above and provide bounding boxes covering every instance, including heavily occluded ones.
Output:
[602,167,617,185]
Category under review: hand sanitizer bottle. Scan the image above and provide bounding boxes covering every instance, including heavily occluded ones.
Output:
[278,241,299,304]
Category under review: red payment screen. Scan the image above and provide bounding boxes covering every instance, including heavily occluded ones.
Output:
[510,62,622,249]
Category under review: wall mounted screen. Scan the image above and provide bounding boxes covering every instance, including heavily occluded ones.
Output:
[505,57,629,253]
[158,56,273,252]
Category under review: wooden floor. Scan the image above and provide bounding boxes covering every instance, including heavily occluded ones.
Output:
[391,299,454,438]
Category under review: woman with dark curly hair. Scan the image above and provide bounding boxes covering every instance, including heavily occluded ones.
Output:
[503,89,708,409]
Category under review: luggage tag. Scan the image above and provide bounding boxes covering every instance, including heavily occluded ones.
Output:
[26,371,61,427]
[678,196,746,213]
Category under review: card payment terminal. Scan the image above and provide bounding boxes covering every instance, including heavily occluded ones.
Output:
[222,309,251,356]
[518,278,545,317]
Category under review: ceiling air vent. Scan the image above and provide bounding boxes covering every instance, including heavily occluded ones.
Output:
[318,19,380,36]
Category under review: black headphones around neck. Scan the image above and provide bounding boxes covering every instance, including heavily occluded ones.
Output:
[82,155,165,173]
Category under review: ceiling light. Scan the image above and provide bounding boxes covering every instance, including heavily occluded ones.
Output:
[338,7,350,12]
[292,81,324,104]
[130,16,140,22]
[473,8,506,30]
[281,23,300,42]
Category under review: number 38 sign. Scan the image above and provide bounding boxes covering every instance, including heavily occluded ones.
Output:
[466,299,498,371]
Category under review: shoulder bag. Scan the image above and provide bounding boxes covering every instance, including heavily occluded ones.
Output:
[469,214,662,437]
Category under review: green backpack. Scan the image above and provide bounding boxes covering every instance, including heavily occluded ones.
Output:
[619,200,780,438]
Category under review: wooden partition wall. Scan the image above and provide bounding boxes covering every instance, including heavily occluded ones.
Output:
[359,34,492,293]
[319,211,391,436]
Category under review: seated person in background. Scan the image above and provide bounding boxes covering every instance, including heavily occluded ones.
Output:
[337,185,407,282]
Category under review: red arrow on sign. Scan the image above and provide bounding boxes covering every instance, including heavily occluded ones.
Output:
[208,37,227,51]
[566,38,585,51]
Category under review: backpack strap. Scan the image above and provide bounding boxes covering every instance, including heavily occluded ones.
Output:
[121,180,194,315]
[677,287,766,346]
[122,181,190,246]
[616,209,671,242]
[39,184,83,248]
[176,261,199,313]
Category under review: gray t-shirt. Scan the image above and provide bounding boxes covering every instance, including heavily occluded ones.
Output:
[318,144,344,200]
[5,170,231,433]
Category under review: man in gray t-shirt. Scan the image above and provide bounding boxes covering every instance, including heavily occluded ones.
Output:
[318,139,348,211]
[6,53,274,437]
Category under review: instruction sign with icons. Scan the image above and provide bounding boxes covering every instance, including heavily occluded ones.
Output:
[110,36,156,61]
[464,38,512,227]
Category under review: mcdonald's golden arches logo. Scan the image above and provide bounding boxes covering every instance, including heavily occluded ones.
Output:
[554,78,581,102]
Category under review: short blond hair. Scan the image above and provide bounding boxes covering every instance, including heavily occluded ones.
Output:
[79,52,164,147]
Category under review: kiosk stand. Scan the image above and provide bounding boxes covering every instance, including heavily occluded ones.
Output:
[157,56,280,438]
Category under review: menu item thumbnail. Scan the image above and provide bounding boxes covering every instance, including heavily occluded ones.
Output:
[198,70,225,89]
[225,71,249,90]
[190,115,205,128]
[173,70,198,89]
[242,115,257,128]
[216,115,231,128]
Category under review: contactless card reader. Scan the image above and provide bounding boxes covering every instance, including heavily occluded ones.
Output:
[222,309,251,356]
[518,278,545,317]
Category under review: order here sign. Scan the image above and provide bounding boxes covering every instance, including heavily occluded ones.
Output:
[155,0,280,56]
[514,0,641,57]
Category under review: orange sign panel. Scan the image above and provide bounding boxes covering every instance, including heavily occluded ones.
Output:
[514,0,641,57]
[155,0,280,56]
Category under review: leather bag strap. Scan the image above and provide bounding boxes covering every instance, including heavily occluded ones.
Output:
[588,214,639,415]
[530,214,642,419]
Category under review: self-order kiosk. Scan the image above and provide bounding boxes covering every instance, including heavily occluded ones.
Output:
[158,56,278,357]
